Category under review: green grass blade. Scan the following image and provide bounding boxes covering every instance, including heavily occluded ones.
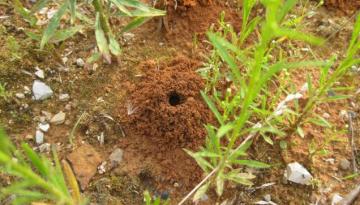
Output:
[201,91,224,125]
[110,0,132,16]
[69,0,77,24]
[50,25,83,43]
[234,160,271,168]
[21,143,50,178]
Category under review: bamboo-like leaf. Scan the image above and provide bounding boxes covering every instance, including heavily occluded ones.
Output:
[40,1,68,49]
[50,25,83,43]
[121,17,149,33]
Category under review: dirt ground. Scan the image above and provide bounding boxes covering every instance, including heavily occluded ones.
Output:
[0,0,360,204]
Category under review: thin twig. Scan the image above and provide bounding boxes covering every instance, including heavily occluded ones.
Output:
[178,167,218,205]
[348,111,358,173]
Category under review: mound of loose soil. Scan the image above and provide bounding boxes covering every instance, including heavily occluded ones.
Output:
[127,57,213,150]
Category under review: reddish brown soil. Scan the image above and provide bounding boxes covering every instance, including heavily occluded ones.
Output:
[115,57,214,202]
[324,0,360,14]
[126,57,212,150]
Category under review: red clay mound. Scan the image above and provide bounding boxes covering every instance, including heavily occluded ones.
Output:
[127,57,213,151]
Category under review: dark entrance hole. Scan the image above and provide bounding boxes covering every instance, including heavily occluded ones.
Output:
[168,91,184,106]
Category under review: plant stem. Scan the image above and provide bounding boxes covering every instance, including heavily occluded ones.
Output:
[92,0,111,34]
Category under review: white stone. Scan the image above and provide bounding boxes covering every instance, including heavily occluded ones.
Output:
[38,122,50,132]
[76,58,85,67]
[50,111,66,125]
[15,93,25,99]
[59,93,70,101]
[284,162,312,185]
[34,67,45,79]
[331,193,343,205]
[35,130,44,144]
[32,80,53,100]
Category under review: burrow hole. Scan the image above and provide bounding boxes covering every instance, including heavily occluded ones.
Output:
[168,91,185,106]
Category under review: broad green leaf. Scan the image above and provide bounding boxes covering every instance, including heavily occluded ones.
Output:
[121,17,149,33]
[108,34,121,56]
[216,123,233,138]
[234,160,271,168]
[95,12,111,63]
[40,1,68,49]
[13,0,37,26]
[207,32,241,83]
[86,52,102,64]
[262,135,273,145]
[297,126,305,138]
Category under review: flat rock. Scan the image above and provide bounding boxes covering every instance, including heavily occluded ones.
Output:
[32,80,53,100]
[284,162,312,185]
[35,130,44,144]
[67,144,102,190]
[339,159,351,170]
[50,111,66,125]
[109,148,123,167]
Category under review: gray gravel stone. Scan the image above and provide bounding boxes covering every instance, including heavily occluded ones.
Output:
[35,130,44,144]
[32,80,53,100]
[284,162,313,185]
